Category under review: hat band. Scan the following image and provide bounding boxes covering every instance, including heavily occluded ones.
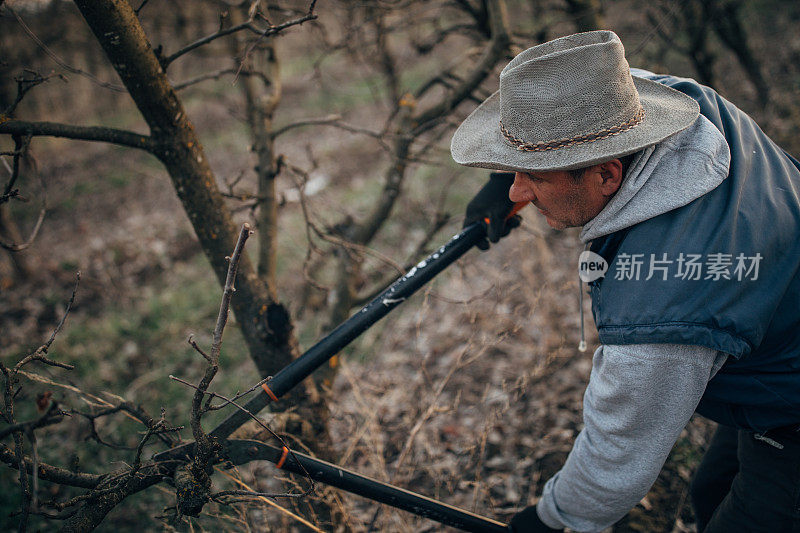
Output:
[499,106,645,152]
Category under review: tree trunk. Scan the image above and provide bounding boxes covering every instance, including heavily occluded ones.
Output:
[72,0,296,378]
[228,6,343,528]
[230,7,281,293]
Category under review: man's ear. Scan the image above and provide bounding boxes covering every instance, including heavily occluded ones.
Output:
[596,159,624,197]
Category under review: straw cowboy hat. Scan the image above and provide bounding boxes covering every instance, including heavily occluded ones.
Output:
[451,30,700,172]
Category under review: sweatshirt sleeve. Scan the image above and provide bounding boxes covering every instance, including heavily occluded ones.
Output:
[536,343,728,532]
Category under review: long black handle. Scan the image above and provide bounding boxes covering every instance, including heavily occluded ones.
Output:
[224,440,508,532]
[208,221,490,441]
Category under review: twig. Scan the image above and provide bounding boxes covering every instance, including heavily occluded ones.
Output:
[14,272,80,371]
[629,0,687,57]
[233,1,319,79]
[27,426,39,509]
[7,7,126,92]
[212,377,272,411]
[213,488,307,500]
[164,1,316,69]
[352,211,451,307]
[186,223,251,483]
[134,0,150,15]
[163,21,257,68]
[127,409,176,483]
[18,372,143,425]
[173,68,238,91]
[287,168,406,274]
[271,114,342,138]
[0,208,45,252]
[73,401,180,450]
[168,376,268,413]
[168,375,315,498]
[43,272,79,352]
[2,134,29,204]
[80,413,137,451]
[410,0,510,137]
[215,469,324,532]
[315,121,393,153]
[3,72,58,118]
[212,227,250,363]
[172,67,272,91]
[71,397,179,450]
[187,335,212,363]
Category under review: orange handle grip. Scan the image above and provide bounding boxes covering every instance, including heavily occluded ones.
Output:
[483,201,528,225]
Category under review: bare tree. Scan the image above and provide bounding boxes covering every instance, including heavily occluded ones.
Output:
[0,0,333,529]
[312,0,512,333]
[1,0,511,527]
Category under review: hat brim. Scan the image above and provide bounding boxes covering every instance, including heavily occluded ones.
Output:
[451,76,700,172]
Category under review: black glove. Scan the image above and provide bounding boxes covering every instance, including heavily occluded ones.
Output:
[508,506,563,533]
[463,172,522,250]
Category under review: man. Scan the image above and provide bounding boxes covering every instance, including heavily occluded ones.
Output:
[451,31,800,532]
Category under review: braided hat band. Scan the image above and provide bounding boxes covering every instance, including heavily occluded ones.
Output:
[450,31,700,172]
[500,107,645,153]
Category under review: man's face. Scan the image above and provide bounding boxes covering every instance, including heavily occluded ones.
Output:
[508,168,614,230]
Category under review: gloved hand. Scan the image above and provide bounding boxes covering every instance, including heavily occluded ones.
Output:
[463,172,522,250]
[508,506,563,532]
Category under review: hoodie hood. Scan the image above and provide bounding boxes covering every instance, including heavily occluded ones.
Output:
[580,113,731,243]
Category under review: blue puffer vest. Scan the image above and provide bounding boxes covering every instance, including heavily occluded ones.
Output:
[589,73,800,432]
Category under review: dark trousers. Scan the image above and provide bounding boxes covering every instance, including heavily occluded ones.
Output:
[690,424,800,532]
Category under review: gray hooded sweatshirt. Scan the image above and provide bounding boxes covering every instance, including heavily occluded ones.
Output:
[536,84,732,532]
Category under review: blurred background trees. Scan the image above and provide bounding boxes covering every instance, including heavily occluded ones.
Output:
[1,0,799,531]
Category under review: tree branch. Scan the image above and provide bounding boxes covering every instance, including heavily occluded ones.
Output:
[0,208,45,252]
[162,20,258,68]
[233,1,319,79]
[2,71,60,118]
[271,114,342,139]
[0,403,65,442]
[163,1,317,69]
[411,0,510,135]
[0,121,155,151]
[168,375,315,499]
[190,223,251,459]
[0,442,103,489]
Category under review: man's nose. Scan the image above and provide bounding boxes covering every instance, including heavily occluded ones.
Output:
[509,172,533,203]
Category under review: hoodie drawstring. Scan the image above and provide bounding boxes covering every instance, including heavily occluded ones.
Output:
[578,243,589,352]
